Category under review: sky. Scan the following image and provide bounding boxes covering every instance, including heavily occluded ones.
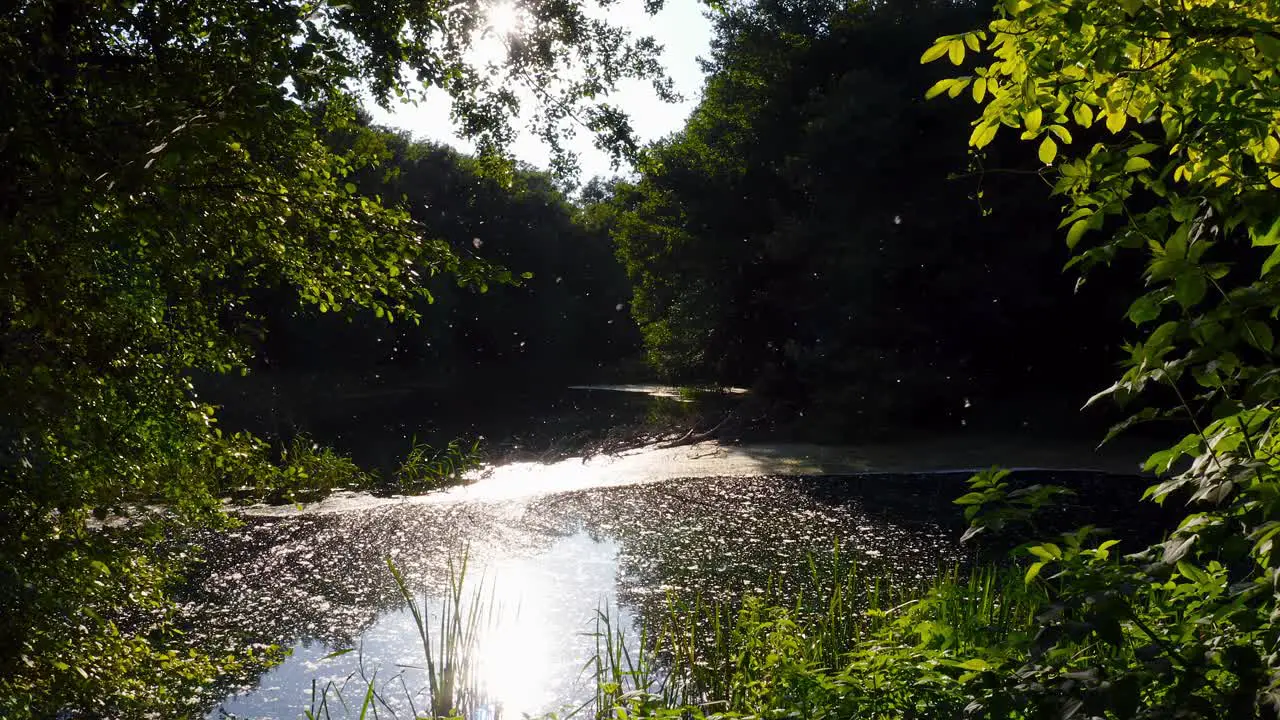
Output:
[365,0,714,181]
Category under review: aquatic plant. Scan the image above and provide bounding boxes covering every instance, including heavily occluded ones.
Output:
[392,438,484,495]
[300,552,497,720]
[589,549,1045,719]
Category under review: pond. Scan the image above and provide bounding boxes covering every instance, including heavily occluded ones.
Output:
[193,385,1152,719]
[194,465,1149,718]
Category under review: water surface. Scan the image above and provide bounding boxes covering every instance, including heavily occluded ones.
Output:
[200,471,983,718]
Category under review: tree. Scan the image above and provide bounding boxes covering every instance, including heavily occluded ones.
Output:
[923,0,1280,715]
[0,0,665,714]
[253,134,637,389]
[608,0,1129,432]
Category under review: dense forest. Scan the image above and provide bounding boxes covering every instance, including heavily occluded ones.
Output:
[251,132,635,382]
[593,0,1134,433]
[3,0,1280,716]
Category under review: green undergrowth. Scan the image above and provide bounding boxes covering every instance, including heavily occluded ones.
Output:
[592,552,1047,720]
[218,435,482,505]
[593,475,1280,720]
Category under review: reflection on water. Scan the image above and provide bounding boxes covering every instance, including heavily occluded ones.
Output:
[196,472,976,718]
[196,468,1149,718]
[214,532,628,719]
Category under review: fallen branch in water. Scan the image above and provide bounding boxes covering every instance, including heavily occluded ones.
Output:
[654,412,735,450]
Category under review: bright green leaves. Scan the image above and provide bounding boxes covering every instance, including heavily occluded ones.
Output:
[1065,217,1092,249]
[920,32,987,66]
[970,122,999,149]
[1105,109,1127,134]
[1073,103,1094,128]
[972,77,988,103]
[1250,216,1280,248]
[1123,157,1152,173]
[1047,125,1072,144]
[1023,107,1043,133]
[925,77,973,100]
[920,42,950,64]
[1038,136,1058,164]
[932,4,1280,715]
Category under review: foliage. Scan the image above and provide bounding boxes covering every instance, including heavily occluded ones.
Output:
[917,0,1280,716]
[601,0,1131,431]
[254,135,637,386]
[393,438,483,495]
[589,0,1280,718]
[0,0,666,713]
[211,434,481,502]
[590,557,1046,720]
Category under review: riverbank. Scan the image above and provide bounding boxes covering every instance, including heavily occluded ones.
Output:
[235,431,1154,516]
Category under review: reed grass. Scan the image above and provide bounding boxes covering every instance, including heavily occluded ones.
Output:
[301,550,498,720]
[588,545,1044,718]
[298,543,1044,720]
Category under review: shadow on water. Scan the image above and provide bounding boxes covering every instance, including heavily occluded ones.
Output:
[189,467,1157,719]
[207,374,726,475]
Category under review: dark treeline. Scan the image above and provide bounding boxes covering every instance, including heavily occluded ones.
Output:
[591,0,1135,435]
[250,131,637,386]
[230,0,1142,444]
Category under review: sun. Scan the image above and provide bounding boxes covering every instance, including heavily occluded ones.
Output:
[486,2,525,38]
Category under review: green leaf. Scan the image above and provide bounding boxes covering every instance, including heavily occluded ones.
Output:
[1066,218,1090,249]
[969,122,999,149]
[1023,107,1043,133]
[948,40,965,65]
[1126,295,1161,325]
[1262,246,1280,276]
[972,77,987,103]
[925,78,955,100]
[344,182,357,194]
[1256,33,1280,60]
[1118,0,1142,15]
[1025,561,1045,584]
[1038,137,1058,164]
[1246,320,1274,352]
[1177,560,1210,584]
[1123,157,1152,173]
[1162,111,1184,142]
[1250,216,1280,247]
[1073,103,1093,127]
[1106,110,1127,133]
[1174,271,1206,309]
[920,42,949,64]
[1029,543,1061,561]
[1047,125,1072,144]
